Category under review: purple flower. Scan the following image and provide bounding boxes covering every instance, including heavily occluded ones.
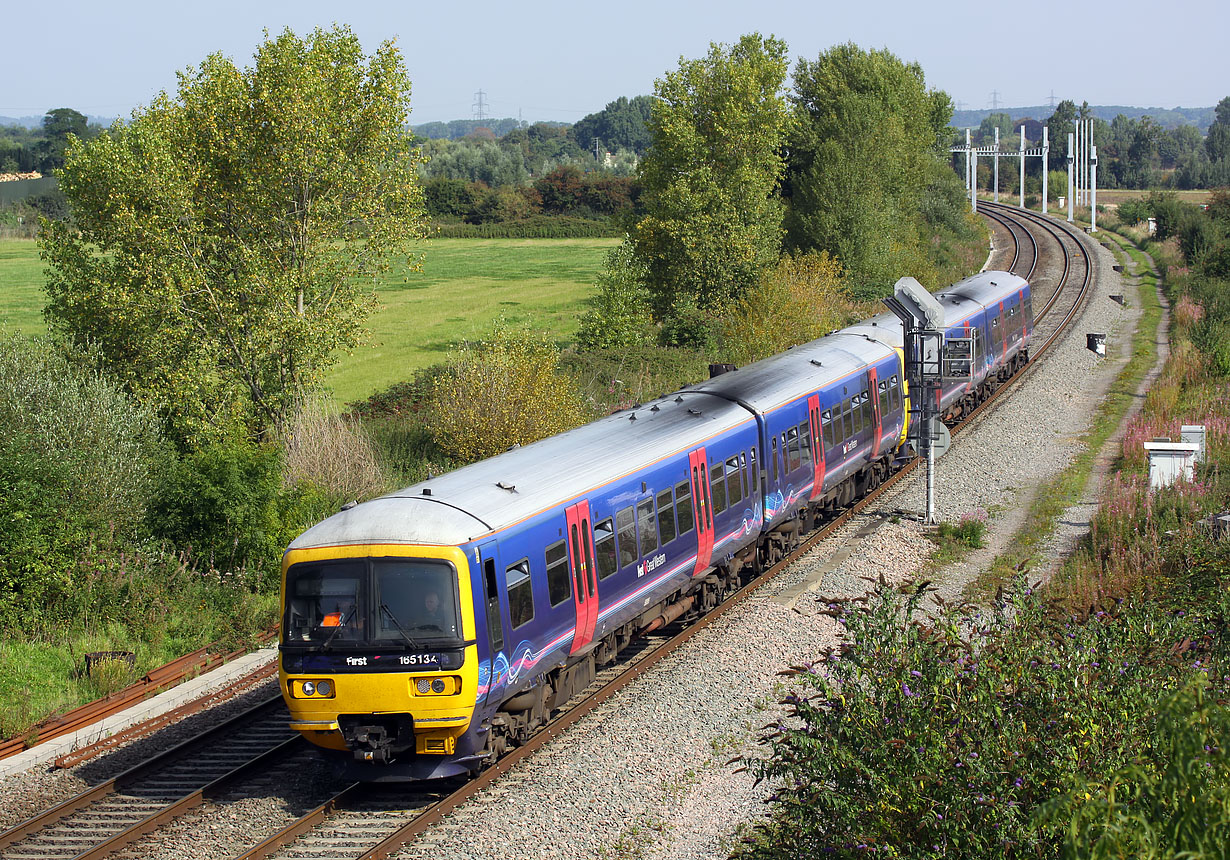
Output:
[903,684,917,697]
[1014,777,1024,787]
[911,670,923,677]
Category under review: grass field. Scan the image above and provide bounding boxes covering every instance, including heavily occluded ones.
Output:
[0,236,618,405]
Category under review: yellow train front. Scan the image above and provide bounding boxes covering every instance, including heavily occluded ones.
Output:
[279,539,486,781]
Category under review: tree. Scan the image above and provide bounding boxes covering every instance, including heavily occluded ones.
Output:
[1046,99,1077,172]
[39,26,427,446]
[632,33,792,320]
[37,107,88,172]
[784,43,955,297]
[1206,96,1230,163]
[571,95,655,156]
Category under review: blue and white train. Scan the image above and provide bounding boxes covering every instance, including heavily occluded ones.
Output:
[278,270,1031,781]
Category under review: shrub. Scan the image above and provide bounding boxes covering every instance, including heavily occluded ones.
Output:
[575,238,656,352]
[282,397,391,503]
[147,440,291,582]
[740,579,1221,859]
[718,251,861,365]
[428,322,590,462]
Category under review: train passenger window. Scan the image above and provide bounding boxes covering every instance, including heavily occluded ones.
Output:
[507,559,534,629]
[842,399,854,440]
[594,518,618,580]
[782,427,797,473]
[824,409,842,446]
[891,375,901,412]
[771,437,779,483]
[657,488,677,544]
[879,380,890,418]
[725,457,743,506]
[637,498,659,556]
[616,506,637,568]
[545,540,571,607]
[748,447,758,493]
[847,397,860,435]
[859,390,871,428]
[709,462,728,514]
[675,481,694,536]
[741,452,751,497]
[796,423,810,469]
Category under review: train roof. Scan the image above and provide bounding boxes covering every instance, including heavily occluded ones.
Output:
[843,270,1030,342]
[289,391,753,550]
[689,330,896,413]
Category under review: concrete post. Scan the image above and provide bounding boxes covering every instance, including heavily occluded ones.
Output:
[1042,127,1049,215]
[1091,145,1098,232]
[993,127,1000,204]
[1019,125,1026,209]
[1067,132,1075,223]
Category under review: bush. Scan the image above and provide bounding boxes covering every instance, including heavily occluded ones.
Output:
[718,251,861,365]
[428,323,591,462]
[281,398,391,503]
[0,335,166,629]
[740,578,1222,859]
[575,238,656,352]
[147,440,297,584]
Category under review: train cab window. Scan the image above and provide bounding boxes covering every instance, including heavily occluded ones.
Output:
[637,498,659,557]
[375,559,460,640]
[796,423,811,469]
[545,540,571,607]
[726,457,743,506]
[675,481,694,536]
[656,488,677,544]
[506,559,534,629]
[594,518,618,580]
[286,561,366,644]
[616,506,637,568]
[709,462,728,514]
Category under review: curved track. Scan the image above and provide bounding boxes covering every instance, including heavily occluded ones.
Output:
[7,205,1098,860]
[224,205,1099,860]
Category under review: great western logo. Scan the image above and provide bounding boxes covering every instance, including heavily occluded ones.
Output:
[637,553,667,578]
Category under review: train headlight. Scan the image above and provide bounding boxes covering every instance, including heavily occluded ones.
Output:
[292,679,335,699]
[412,676,461,696]
[431,679,446,693]
[416,678,431,694]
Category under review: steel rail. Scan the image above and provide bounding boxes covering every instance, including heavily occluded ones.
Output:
[228,205,1098,860]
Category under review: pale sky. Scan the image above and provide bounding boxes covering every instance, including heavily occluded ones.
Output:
[4,0,1226,125]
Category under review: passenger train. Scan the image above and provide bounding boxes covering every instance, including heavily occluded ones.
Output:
[278,270,1033,781]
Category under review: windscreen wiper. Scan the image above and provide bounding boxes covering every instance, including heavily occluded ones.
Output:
[320,607,354,651]
[381,603,424,650]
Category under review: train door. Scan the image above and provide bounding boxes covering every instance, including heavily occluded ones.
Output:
[689,448,714,576]
[565,502,598,655]
[807,395,826,501]
[476,540,507,704]
[866,369,882,457]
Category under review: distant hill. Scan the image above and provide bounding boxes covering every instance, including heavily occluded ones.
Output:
[0,114,117,129]
[951,105,1215,132]
[411,118,570,140]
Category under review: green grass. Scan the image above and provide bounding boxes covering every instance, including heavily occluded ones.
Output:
[0,236,618,405]
[0,239,47,335]
[332,237,616,404]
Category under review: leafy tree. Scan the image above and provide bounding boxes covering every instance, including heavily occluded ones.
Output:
[1206,96,1230,163]
[571,95,655,155]
[632,33,792,319]
[1047,99,1078,172]
[784,43,954,297]
[39,26,427,446]
[576,239,655,351]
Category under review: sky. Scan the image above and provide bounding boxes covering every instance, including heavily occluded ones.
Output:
[3,0,1226,125]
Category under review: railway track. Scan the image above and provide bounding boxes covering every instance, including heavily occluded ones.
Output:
[223,206,1099,860]
[0,696,296,860]
[6,205,1098,860]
